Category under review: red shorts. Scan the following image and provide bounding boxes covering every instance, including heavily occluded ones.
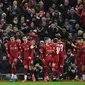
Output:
[23,59,33,66]
[9,57,18,65]
[53,56,59,69]
[59,57,64,66]
[44,57,53,67]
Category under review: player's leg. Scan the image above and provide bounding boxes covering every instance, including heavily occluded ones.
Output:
[52,60,59,81]
[22,60,28,82]
[59,57,64,80]
[11,58,18,82]
[29,60,36,82]
[44,57,50,81]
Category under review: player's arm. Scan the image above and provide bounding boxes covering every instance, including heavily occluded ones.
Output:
[17,42,22,62]
[29,42,34,60]
[5,43,10,58]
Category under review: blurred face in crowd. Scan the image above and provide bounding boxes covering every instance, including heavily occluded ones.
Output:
[27,8,31,13]
[77,0,82,5]
[52,3,56,9]
[50,23,55,28]
[78,30,83,36]
[70,7,75,14]
[16,31,20,37]
[1,13,6,19]
[64,0,69,6]
[13,26,18,32]
[39,0,44,8]
[0,3,3,8]
[10,36,15,42]
[41,17,46,22]
[75,24,80,29]
[24,3,28,8]
[30,22,35,28]
[31,8,35,14]
[22,36,28,43]
[49,8,54,13]
[45,38,52,45]
[67,49,72,56]
[42,21,46,27]
[46,13,50,18]
[13,17,18,24]
[13,0,17,6]
[79,4,84,10]
[1,19,5,25]
[62,28,67,33]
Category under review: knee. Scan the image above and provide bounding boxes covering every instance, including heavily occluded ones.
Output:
[12,63,16,68]
[24,65,28,69]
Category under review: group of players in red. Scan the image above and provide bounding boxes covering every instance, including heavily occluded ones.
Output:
[5,34,65,82]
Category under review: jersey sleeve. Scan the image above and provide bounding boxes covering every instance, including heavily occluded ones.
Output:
[29,42,34,59]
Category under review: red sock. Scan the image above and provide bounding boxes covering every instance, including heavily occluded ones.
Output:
[12,67,17,74]
[60,67,63,75]
[53,70,59,78]
[44,66,49,77]
[24,68,28,75]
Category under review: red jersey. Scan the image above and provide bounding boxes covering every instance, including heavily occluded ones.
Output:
[74,45,82,59]
[57,40,65,57]
[41,44,53,59]
[21,41,34,60]
[81,46,85,60]
[52,43,60,57]
[6,41,22,58]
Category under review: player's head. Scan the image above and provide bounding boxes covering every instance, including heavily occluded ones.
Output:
[22,36,28,43]
[76,37,81,45]
[55,33,61,40]
[10,35,15,42]
[44,37,51,45]
[52,38,58,43]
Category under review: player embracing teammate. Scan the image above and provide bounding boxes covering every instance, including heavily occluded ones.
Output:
[40,36,65,81]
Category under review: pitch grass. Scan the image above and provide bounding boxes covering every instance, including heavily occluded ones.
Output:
[0,82,85,85]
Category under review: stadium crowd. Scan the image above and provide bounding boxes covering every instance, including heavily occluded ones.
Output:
[0,0,85,82]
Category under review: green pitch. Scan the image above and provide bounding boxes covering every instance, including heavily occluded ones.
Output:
[0,82,85,85]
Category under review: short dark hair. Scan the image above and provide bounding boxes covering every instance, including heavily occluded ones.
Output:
[53,38,58,43]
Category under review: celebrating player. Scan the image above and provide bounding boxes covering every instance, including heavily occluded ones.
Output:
[21,36,36,82]
[6,36,22,81]
[56,33,65,78]
[52,38,60,81]
[40,37,54,81]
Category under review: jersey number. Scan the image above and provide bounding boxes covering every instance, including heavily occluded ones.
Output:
[56,47,60,54]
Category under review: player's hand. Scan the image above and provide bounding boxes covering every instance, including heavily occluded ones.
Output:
[28,57,32,60]
[71,70,75,73]
[18,56,21,59]
[31,60,33,64]
[42,59,45,63]
[14,58,17,62]
[7,54,10,58]
[52,63,56,67]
